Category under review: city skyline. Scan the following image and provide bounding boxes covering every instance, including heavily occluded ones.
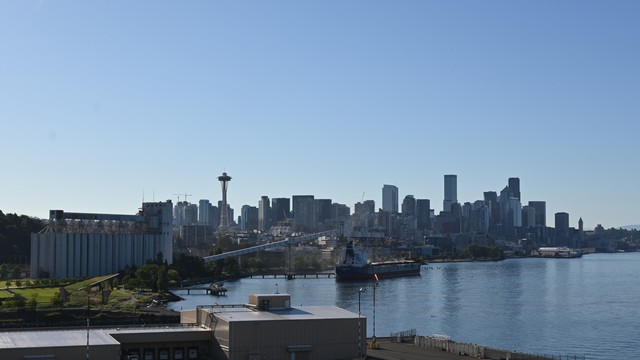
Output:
[2,1,640,229]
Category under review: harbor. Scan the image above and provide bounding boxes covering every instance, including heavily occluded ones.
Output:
[168,253,640,360]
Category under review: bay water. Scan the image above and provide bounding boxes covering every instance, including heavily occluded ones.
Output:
[168,252,640,359]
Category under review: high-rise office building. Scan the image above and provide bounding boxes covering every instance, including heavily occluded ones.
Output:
[401,195,416,217]
[174,201,198,229]
[443,174,457,212]
[313,199,332,228]
[258,196,271,231]
[354,200,375,215]
[555,212,570,246]
[198,199,220,230]
[528,201,546,228]
[292,195,315,231]
[522,206,536,228]
[416,199,431,231]
[382,185,399,213]
[241,205,259,232]
[271,198,291,223]
[508,177,521,200]
[483,191,499,233]
[331,203,351,223]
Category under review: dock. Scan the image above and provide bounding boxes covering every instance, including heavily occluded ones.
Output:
[247,273,335,280]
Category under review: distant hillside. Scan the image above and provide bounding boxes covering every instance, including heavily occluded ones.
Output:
[0,211,45,264]
[619,225,640,231]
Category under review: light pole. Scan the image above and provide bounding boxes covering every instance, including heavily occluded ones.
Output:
[372,282,376,339]
[357,287,365,358]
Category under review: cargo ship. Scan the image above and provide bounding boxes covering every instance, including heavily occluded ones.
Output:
[335,241,422,281]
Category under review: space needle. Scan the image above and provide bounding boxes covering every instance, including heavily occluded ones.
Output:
[218,172,232,230]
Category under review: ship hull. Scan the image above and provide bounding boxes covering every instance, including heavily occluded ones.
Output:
[335,261,421,281]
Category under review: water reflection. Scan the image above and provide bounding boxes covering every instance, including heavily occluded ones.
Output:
[167,254,640,360]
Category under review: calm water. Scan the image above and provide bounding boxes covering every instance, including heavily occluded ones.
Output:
[168,252,640,360]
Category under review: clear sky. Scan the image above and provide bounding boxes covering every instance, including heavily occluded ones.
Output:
[1,1,639,229]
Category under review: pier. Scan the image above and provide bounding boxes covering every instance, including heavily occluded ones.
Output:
[247,273,336,280]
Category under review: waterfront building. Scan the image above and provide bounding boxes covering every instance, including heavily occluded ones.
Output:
[0,294,364,360]
[30,201,173,278]
[382,184,399,213]
[443,174,457,213]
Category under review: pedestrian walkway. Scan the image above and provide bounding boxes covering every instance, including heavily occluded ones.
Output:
[366,338,471,360]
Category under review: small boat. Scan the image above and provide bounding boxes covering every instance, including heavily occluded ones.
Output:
[335,241,421,281]
[208,282,228,296]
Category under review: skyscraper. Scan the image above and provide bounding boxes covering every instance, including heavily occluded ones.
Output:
[258,196,271,232]
[292,195,314,231]
[508,177,521,200]
[528,201,546,228]
[401,195,416,217]
[382,185,398,213]
[443,174,457,212]
[241,205,258,231]
[416,199,431,231]
[271,198,291,223]
[555,212,570,246]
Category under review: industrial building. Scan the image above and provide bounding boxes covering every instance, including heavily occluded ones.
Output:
[0,294,365,360]
[30,201,173,278]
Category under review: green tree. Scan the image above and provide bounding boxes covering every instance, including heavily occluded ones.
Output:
[167,269,181,284]
[27,295,38,312]
[14,280,21,288]
[14,295,26,311]
[157,265,169,293]
[51,291,64,307]
[0,264,8,279]
[11,266,21,279]
[136,264,161,292]
[0,211,45,264]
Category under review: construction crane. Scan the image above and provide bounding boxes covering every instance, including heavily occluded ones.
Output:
[172,193,192,203]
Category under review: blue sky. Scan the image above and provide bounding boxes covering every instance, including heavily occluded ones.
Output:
[1,1,638,229]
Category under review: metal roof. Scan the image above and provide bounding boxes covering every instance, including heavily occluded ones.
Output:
[0,329,119,349]
[0,326,211,349]
[208,305,360,323]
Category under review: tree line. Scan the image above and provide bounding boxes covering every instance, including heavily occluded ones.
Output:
[0,211,45,264]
